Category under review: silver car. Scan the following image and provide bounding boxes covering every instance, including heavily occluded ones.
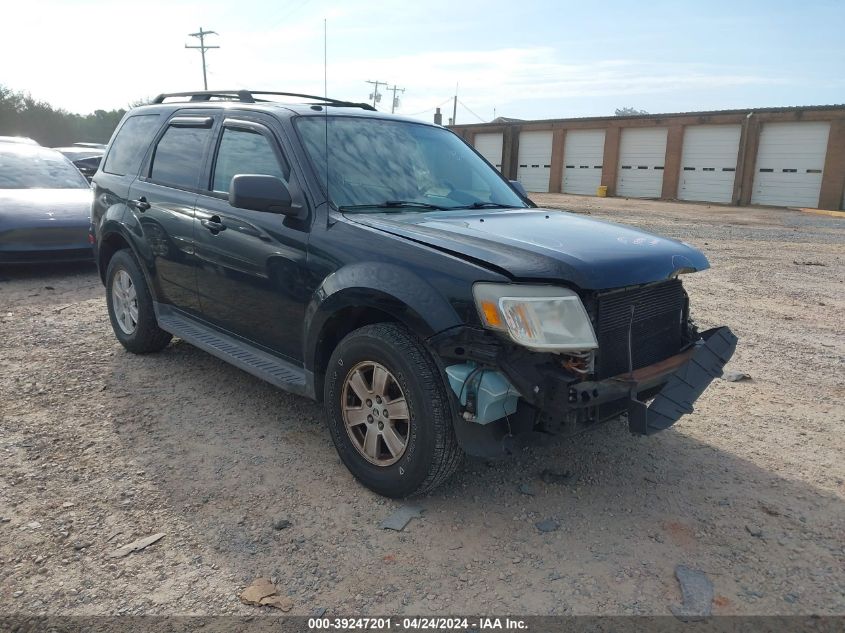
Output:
[0,143,93,263]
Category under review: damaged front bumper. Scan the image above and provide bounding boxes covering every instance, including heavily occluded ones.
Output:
[548,327,738,435]
[432,325,737,456]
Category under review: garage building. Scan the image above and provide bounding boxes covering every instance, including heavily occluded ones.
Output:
[452,105,845,211]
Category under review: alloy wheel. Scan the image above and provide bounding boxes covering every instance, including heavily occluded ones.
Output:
[341,361,411,466]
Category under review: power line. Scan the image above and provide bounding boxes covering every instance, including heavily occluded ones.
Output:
[185,27,220,91]
[405,98,452,116]
[267,0,313,30]
[458,99,487,123]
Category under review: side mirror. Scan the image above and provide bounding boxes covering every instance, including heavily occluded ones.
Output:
[509,180,528,197]
[229,174,300,216]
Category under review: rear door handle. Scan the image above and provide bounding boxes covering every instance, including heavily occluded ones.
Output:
[129,197,150,211]
[201,216,227,233]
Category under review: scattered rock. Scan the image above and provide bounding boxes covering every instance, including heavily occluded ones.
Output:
[108,533,165,558]
[311,607,327,617]
[379,505,424,531]
[793,260,826,267]
[61,502,74,509]
[539,469,572,485]
[26,521,41,529]
[759,503,781,517]
[745,525,764,539]
[670,565,714,622]
[784,593,799,604]
[517,483,536,496]
[239,577,293,611]
[535,519,560,533]
[272,519,292,531]
[723,371,751,382]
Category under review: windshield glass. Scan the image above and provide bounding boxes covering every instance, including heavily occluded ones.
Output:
[0,147,89,189]
[296,116,527,211]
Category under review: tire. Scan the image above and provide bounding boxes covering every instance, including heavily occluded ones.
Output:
[105,249,172,354]
[324,323,463,498]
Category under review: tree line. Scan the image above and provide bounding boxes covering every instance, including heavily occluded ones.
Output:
[0,85,141,147]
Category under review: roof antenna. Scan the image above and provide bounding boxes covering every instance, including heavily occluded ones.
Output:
[324,17,330,215]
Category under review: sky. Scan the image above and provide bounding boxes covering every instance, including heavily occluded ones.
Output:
[2,0,843,123]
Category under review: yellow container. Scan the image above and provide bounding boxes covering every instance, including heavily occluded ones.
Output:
[596,185,608,197]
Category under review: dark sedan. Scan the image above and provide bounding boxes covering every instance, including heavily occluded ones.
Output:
[0,144,93,263]
[55,147,104,182]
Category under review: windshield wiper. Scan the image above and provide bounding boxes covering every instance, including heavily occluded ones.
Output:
[339,200,448,212]
[449,202,515,209]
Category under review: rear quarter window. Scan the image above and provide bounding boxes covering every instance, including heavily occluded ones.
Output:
[103,114,162,176]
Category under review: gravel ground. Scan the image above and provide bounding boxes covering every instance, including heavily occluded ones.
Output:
[1,195,843,617]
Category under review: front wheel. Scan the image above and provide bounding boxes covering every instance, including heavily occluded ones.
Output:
[324,323,463,497]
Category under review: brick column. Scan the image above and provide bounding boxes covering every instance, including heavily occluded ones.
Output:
[736,115,761,205]
[661,124,684,199]
[818,120,845,210]
[601,127,621,196]
[502,126,521,180]
[548,129,566,193]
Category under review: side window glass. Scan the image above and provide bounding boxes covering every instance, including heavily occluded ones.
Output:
[103,114,161,176]
[150,125,212,189]
[212,127,286,194]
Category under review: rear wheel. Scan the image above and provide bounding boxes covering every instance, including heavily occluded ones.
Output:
[105,249,172,354]
[324,323,463,498]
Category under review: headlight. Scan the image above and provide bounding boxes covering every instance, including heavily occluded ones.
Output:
[472,283,598,352]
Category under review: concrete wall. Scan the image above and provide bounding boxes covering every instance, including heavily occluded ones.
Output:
[451,106,845,210]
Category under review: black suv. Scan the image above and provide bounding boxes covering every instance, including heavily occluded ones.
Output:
[91,90,736,498]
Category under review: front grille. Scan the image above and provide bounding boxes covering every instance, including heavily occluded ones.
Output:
[594,279,687,379]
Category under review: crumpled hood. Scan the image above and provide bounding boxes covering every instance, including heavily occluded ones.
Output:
[345,207,709,289]
[0,188,92,226]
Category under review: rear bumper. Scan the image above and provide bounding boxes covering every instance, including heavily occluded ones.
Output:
[542,327,737,434]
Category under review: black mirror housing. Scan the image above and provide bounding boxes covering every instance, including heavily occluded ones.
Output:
[229,174,299,216]
[509,180,528,197]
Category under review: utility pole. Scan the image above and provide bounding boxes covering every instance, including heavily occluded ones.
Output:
[185,27,219,90]
[451,83,458,125]
[386,84,405,113]
[365,80,388,109]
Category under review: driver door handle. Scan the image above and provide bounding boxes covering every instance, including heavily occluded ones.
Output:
[201,216,227,233]
[129,197,150,212]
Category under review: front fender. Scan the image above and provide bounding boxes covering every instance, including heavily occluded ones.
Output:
[302,262,464,371]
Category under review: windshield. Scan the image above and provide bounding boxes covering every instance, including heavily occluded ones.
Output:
[296,116,527,211]
[0,147,89,189]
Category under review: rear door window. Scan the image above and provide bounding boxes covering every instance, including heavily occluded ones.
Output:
[103,114,161,176]
[149,123,213,190]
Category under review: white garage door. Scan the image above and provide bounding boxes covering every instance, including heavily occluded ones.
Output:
[562,129,605,195]
[617,128,668,198]
[678,125,741,203]
[517,130,553,192]
[473,133,503,171]
[751,122,830,208]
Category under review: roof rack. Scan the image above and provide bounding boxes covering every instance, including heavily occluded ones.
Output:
[151,90,376,111]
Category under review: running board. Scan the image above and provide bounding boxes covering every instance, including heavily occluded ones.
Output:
[154,303,314,399]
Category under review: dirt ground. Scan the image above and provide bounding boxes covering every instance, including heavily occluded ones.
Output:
[1,194,843,617]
